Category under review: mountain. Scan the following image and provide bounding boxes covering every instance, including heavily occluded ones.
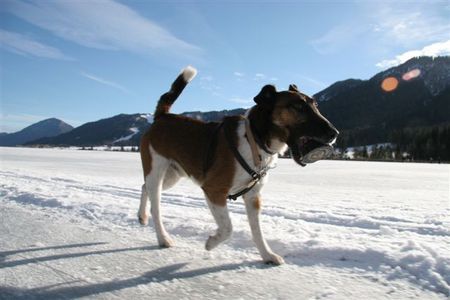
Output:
[182,108,246,122]
[25,56,450,159]
[27,110,246,146]
[314,56,450,149]
[27,109,247,147]
[0,118,73,146]
[28,114,153,147]
[315,79,363,102]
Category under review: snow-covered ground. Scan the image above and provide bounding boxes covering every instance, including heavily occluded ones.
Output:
[1,147,449,299]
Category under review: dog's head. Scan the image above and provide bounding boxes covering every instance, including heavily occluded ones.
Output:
[252,84,338,165]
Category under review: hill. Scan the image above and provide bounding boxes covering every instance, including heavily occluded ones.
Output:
[27,109,246,147]
[0,118,73,146]
[24,56,450,160]
[315,56,450,160]
[28,114,153,147]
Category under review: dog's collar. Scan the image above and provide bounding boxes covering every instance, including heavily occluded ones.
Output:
[247,120,277,156]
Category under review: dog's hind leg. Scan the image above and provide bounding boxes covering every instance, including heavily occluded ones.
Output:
[204,191,233,251]
[145,154,174,248]
[243,192,284,265]
[138,184,149,225]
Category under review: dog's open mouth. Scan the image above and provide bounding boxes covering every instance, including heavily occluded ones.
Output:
[289,137,334,166]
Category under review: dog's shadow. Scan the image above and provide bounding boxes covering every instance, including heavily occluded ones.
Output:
[0,242,268,299]
[0,243,159,268]
[2,262,266,299]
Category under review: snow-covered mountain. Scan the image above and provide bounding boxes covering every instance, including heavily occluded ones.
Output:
[19,56,450,149]
[315,79,364,102]
[315,56,450,102]
[0,118,73,146]
[28,114,153,147]
[27,109,246,147]
[315,56,450,149]
[182,108,246,122]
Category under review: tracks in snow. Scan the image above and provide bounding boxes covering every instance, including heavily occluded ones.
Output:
[1,169,450,296]
[1,170,448,237]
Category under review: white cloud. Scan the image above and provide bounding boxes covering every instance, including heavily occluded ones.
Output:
[233,72,244,77]
[297,75,327,90]
[254,73,266,81]
[311,2,449,55]
[4,0,201,58]
[0,29,72,60]
[81,72,130,94]
[229,97,252,105]
[376,40,450,68]
[200,76,213,82]
[198,75,222,97]
[371,6,450,47]
[311,25,366,55]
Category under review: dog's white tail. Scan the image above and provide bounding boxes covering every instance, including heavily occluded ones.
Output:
[154,66,197,119]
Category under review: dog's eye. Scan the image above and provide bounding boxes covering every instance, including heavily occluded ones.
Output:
[306,98,318,107]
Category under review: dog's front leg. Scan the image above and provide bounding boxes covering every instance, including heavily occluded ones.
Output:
[204,191,233,251]
[243,193,284,265]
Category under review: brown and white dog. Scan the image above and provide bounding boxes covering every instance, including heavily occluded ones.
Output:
[138,66,338,265]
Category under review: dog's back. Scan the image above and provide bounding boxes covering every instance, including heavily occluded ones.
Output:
[142,114,226,181]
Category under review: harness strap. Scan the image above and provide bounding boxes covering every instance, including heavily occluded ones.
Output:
[244,119,262,168]
[227,180,260,201]
[223,118,267,200]
[223,119,261,181]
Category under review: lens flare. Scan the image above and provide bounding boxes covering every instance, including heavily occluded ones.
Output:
[402,68,421,81]
[381,77,398,92]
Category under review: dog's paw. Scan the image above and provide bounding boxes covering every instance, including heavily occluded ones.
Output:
[205,235,221,251]
[138,215,148,226]
[263,253,285,265]
[158,236,175,248]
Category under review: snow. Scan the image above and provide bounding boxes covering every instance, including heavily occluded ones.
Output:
[1,147,449,299]
[341,143,395,159]
[140,114,154,124]
[113,127,139,144]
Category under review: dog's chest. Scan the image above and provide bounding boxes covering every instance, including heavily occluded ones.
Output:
[228,121,278,195]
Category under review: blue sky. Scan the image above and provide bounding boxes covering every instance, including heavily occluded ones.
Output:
[1,0,449,132]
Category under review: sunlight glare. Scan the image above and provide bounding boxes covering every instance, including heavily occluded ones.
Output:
[381,77,399,92]
[402,68,421,81]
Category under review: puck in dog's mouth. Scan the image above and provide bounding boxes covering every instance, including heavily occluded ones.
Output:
[289,137,334,165]
[301,144,333,164]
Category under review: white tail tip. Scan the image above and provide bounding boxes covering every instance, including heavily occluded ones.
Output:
[182,65,197,82]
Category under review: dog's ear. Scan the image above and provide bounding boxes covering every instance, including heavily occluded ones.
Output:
[254,84,277,107]
[289,84,299,92]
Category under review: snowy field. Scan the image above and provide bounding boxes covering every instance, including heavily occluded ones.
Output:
[1,147,449,299]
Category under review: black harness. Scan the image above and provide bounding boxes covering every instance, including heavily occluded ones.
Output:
[223,119,270,200]
[202,117,273,201]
